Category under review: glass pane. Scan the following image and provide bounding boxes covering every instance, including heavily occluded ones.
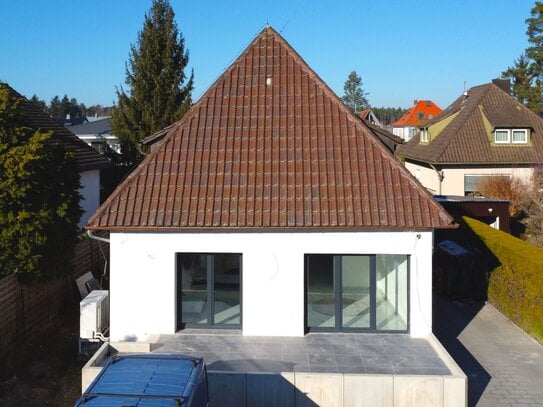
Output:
[376,255,408,331]
[495,130,509,143]
[181,254,208,324]
[341,256,371,328]
[213,254,241,325]
[307,255,335,328]
[512,130,526,143]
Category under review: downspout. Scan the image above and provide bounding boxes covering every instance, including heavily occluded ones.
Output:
[429,164,444,195]
[87,230,110,243]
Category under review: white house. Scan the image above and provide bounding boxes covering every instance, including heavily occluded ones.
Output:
[87,26,455,343]
[397,81,543,196]
[69,117,120,154]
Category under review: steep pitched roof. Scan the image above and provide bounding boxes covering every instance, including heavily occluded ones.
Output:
[393,100,442,127]
[4,85,109,172]
[397,83,543,164]
[87,26,454,231]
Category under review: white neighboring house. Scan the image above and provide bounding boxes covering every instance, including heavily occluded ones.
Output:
[86,26,455,342]
[392,100,442,142]
[13,88,110,228]
[397,81,543,196]
[69,117,120,154]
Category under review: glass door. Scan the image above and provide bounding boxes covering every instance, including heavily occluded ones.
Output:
[177,253,241,329]
[305,254,408,332]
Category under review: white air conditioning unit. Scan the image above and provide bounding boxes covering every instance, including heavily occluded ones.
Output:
[80,290,109,341]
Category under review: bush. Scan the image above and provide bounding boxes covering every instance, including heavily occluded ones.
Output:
[463,216,543,343]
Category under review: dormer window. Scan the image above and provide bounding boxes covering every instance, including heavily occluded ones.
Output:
[420,128,429,143]
[494,128,529,144]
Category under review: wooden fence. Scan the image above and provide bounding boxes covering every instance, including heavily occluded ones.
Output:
[0,232,109,363]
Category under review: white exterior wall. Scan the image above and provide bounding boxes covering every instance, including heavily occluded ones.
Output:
[79,169,101,229]
[405,161,534,195]
[392,127,416,141]
[109,230,434,342]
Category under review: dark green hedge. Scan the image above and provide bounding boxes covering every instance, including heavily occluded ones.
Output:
[463,216,543,343]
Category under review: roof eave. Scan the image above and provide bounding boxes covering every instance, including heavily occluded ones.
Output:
[85,224,457,233]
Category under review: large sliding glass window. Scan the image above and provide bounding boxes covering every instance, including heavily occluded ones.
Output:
[176,253,241,329]
[306,254,408,332]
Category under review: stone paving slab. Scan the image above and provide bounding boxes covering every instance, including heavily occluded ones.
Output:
[433,295,543,407]
[151,331,450,375]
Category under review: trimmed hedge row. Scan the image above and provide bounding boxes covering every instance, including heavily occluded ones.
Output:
[463,216,543,344]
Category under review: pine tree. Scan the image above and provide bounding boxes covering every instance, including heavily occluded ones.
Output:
[0,84,82,281]
[341,71,370,112]
[112,0,193,164]
[49,95,61,117]
[30,94,46,111]
[503,54,537,108]
[503,2,543,113]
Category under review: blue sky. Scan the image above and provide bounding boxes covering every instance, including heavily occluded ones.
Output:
[0,0,535,109]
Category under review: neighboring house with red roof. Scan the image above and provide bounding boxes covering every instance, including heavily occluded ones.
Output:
[392,100,442,141]
[5,85,109,228]
[396,81,543,198]
[87,27,456,344]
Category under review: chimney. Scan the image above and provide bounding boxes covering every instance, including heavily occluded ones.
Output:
[413,99,418,105]
[492,78,511,95]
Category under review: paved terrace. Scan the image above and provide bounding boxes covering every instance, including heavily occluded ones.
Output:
[150,331,450,375]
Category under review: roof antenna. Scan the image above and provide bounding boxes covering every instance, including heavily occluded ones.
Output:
[461,81,469,104]
[279,20,289,33]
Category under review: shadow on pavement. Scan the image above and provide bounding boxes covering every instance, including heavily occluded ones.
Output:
[433,294,491,407]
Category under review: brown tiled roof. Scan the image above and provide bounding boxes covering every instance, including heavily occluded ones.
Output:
[5,85,109,172]
[397,83,543,164]
[87,26,454,231]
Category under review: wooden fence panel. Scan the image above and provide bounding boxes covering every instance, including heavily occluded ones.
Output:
[0,232,109,363]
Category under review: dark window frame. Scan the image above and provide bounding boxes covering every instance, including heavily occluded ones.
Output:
[176,252,242,331]
[304,254,410,334]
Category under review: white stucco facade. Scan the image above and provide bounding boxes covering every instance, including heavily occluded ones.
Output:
[108,230,434,342]
[392,127,417,142]
[79,169,101,229]
[405,161,534,195]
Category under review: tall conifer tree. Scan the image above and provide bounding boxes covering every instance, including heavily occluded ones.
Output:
[503,2,543,113]
[112,0,193,164]
[341,71,370,112]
